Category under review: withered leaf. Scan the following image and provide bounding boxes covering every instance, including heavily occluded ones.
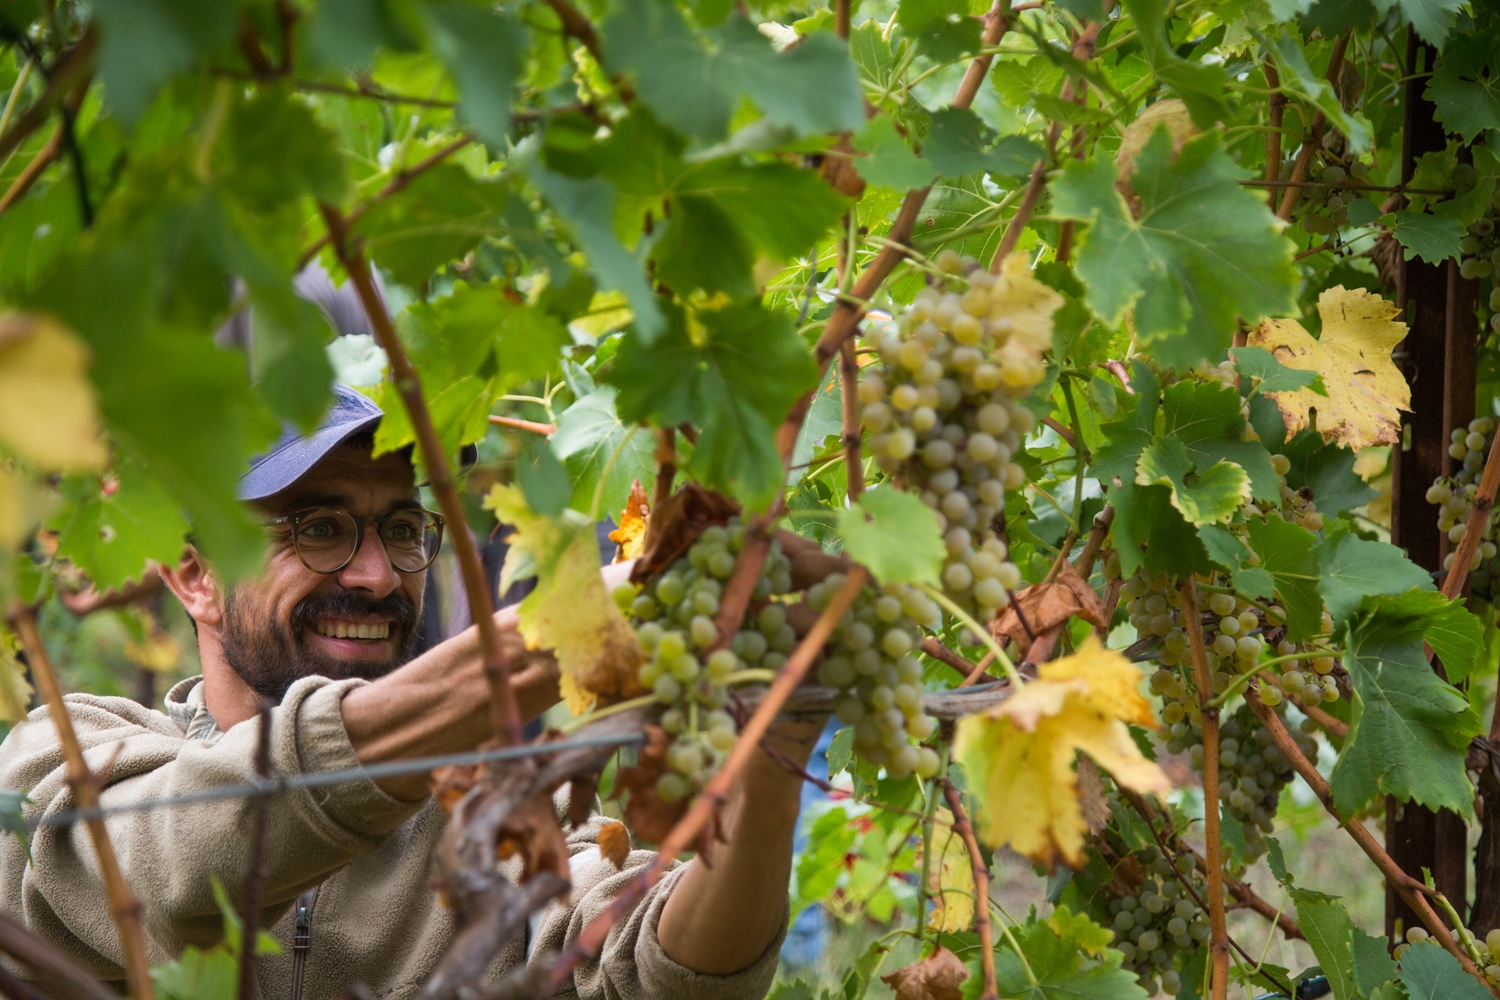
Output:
[608,479,650,562]
[631,484,739,585]
[992,560,1109,655]
[880,947,969,1000]
[597,820,631,869]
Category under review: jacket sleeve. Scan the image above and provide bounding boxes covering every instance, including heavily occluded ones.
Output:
[0,675,424,980]
[529,820,787,1000]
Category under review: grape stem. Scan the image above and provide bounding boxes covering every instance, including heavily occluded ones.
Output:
[1244,684,1500,996]
[546,568,869,989]
[916,583,1023,688]
[556,694,658,735]
[487,414,555,435]
[840,340,864,502]
[941,779,998,1000]
[7,605,157,1000]
[1178,579,1230,1000]
[1202,650,1344,710]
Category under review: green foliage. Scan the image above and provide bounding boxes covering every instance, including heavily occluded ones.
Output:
[1229,346,1326,397]
[1051,130,1298,371]
[1315,520,1433,629]
[838,486,946,586]
[50,453,191,591]
[1331,592,1483,817]
[994,910,1149,1000]
[1389,210,1466,263]
[1135,437,1249,526]
[1244,515,1321,641]
[1400,941,1493,1000]
[551,387,655,517]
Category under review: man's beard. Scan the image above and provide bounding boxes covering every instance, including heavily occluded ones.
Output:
[220,587,421,702]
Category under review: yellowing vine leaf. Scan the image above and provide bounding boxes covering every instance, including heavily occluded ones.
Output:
[0,465,57,551]
[0,315,107,472]
[989,252,1065,353]
[608,479,650,562]
[0,628,34,725]
[483,484,645,713]
[921,808,975,933]
[1248,286,1410,451]
[954,638,1171,869]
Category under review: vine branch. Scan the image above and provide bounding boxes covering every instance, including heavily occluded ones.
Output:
[1179,579,1228,1000]
[319,202,525,746]
[942,779,997,1000]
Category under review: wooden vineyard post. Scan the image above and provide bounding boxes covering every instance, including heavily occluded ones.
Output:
[1386,26,1470,940]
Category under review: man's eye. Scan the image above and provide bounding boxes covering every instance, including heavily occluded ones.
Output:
[386,520,421,544]
[300,518,343,540]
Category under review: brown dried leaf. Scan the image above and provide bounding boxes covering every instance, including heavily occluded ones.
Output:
[880,948,969,1000]
[631,483,739,586]
[615,726,690,844]
[609,480,650,562]
[992,560,1108,654]
[597,820,631,869]
[819,137,867,200]
[431,761,486,813]
[496,791,572,883]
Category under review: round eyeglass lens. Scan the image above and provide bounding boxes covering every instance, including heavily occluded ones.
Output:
[383,510,441,572]
[293,508,360,573]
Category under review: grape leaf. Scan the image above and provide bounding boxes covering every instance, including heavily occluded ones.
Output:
[922,809,975,933]
[896,0,982,63]
[422,3,527,150]
[1278,432,1377,518]
[1089,360,1160,485]
[1399,941,1492,1000]
[609,300,817,507]
[853,115,938,191]
[1330,592,1482,818]
[1198,524,1275,600]
[1051,130,1298,372]
[838,486,945,586]
[1424,26,1500,142]
[1314,520,1433,631]
[51,452,190,591]
[1260,30,1370,152]
[93,0,236,126]
[1135,437,1250,525]
[0,315,107,471]
[1248,285,1410,452]
[1351,927,1399,997]
[990,57,1065,111]
[526,162,664,342]
[483,485,645,714]
[355,162,508,287]
[1291,895,1357,1000]
[1109,482,1214,579]
[1122,0,1232,128]
[995,916,1148,1000]
[221,90,347,211]
[955,639,1170,869]
[1382,0,1466,47]
[1229,345,1326,397]
[1389,210,1465,263]
[550,386,656,518]
[923,108,1042,179]
[789,363,843,487]
[247,288,337,433]
[1244,515,1321,641]
[516,438,571,519]
[1161,379,1280,502]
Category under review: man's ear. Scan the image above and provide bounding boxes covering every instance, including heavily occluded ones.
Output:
[158,548,224,629]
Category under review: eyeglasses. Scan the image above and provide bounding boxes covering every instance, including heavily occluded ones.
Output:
[263,506,445,575]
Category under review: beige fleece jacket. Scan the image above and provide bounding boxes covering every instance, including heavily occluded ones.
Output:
[0,675,785,1000]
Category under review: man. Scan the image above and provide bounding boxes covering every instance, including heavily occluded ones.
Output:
[0,385,826,1000]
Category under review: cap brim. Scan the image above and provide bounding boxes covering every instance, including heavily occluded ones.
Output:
[237,413,385,501]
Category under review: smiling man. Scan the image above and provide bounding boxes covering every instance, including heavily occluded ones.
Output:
[0,385,827,1000]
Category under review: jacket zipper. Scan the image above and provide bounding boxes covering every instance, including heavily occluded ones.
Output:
[291,887,320,1000]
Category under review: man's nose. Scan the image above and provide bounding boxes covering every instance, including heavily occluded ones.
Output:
[336,526,401,597]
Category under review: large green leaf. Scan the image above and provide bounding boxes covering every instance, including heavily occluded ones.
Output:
[994,914,1149,1000]
[923,108,1042,180]
[1122,0,1232,127]
[1330,592,1482,817]
[94,0,236,126]
[609,301,817,507]
[1089,361,1160,485]
[422,3,527,150]
[1390,210,1465,264]
[1291,895,1358,1000]
[1381,0,1466,47]
[1161,380,1279,502]
[1051,130,1298,371]
[355,162,508,287]
[838,487,945,586]
[1135,437,1249,526]
[50,451,190,590]
[1110,482,1214,579]
[1278,431,1377,518]
[1399,941,1492,1000]
[852,115,938,191]
[1351,927,1399,997]
[1315,520,1433,630]
[1244,515,1321,641]
[896,0,982,63]
[550,386,656,518]
[1199,524,1275,600]
[1425,26,1500,142]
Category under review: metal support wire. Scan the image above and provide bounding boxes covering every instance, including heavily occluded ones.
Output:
[33,732,645,831]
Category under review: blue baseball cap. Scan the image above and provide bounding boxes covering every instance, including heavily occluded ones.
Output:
[238,384,387,501]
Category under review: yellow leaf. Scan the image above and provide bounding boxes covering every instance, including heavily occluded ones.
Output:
[0,316,107,471]
[608,479,650,562]
[921,808,976,933]
[0,628,34,725]
[988,253,1065,354]
[954,637,1171,870]
[1248,286,1410,451]
[0,464,57,551]
[483,484,644,714]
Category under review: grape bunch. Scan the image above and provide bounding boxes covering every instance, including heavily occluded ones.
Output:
[1107,845,1214,996]
[1241,453,1324,532]
[1395,925,1500,987]
[1428,417,1500,586]
[1298,157,1371,236]
[1126,570,1271,682]
[809,573,945,780]
[619,519,796,802]
[858,249,1049,618]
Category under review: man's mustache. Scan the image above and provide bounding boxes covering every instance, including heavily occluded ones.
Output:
[290,589,419,641]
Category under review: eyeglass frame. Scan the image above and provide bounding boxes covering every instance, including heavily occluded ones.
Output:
[261,505,446,575]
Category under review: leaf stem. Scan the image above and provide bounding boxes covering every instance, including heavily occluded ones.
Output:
[917,583,1023,687]
[941,780,998,1000]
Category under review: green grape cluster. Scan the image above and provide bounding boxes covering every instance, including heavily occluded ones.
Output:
[1298,156,1371,236]
[1427,417,1500,587]
[1240,453,1324,532]
[858,249,1043,618]
[1455,163,1500,297]
[809,574,944,780]
[1102,843,1213,996]
[1394,926,1500,985]
[619,519,796,802]
[1125,570,1271,681]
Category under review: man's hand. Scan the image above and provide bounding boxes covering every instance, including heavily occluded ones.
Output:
[654,713,826,975]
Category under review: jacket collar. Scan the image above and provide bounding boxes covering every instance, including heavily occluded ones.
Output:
[163,676,226,744]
